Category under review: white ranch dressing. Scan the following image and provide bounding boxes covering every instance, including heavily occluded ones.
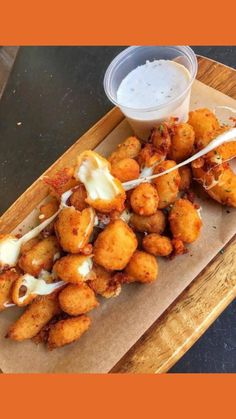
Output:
[117,60,191,109]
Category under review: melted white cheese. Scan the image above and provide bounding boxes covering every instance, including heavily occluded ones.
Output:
[17,273,64,304]
[77,258,93,277]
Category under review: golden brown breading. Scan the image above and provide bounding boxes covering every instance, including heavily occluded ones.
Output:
[169,199,202,243]
[59,283,98,316]
[88,264,121,298]
[179,166,192,191]
[142,233,173,257]
[129,211,166,234]
[39,197,59,222]
[124,250,158,283]
[137,144,164,168]
[7,293,60,341]
[111,158,140,183]
[150,123,171,152]
[47,315,91,350]
[18,236,60,277]
[152,160,181,209]
[0,269,19,311]
[168,123,195,162]
[130,183,159,216]
[108,136,141,164]
[54,206,95,253]
[53,254,93,284]
[20,237,41,254]
[93,219,137,271]
[69,184,88,211]
[188,108,220,149]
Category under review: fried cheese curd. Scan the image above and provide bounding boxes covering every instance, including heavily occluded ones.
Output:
[179,166,192,191]
[59,283,98,316]
[168,123,195,162]
[137,125,171,169]
[54,206,95,254]
[152,160,181,209]
[108,136,141,164]
[18,236,60,277]
[7,293,60,341]
[69,183,88,211]
[169,199,202,243]
[142,234,173,257]
[53,254,93,284]
[0,269,19,311]
[188,108,220,149]
[130,182,159,216]
[88,264,121,298]
[48,315,91,350]
[75,151,126,213]
[93,219,138,271]
[111,158,140,183]
[124,250,158,284]
[129,211,166,234]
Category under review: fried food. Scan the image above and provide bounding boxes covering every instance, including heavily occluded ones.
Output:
[151,124,171,153]
[54,206,95,253]
[20,237,41,254]
[124,250,158,283]
[0,269,19,311]
[168,123,195,162]
[39,197,59,223]
[59,283,98,316]
[93,219,137,270]
[179,166,192,191]
[111,158,140,182]
[88,264,121,298]
[192,161,236,207]
[69,184,88,211]
[44,167,78,198]
[142,233,173,257]
[7,293,60,341]
[53,254,93,284]
[152,160,181,208]
[169,199,202,243]
[137,144,164,168]
[75,151,126,213]
[108,136,141,164]
[130,183,159,216]
[48,315,91,350]
[18,236,60,277]
[188,108,220,149]
[129,211,166,234]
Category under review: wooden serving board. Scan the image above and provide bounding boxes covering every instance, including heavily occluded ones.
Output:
[0,56,236,373]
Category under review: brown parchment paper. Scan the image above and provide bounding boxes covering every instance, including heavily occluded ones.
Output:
[0,80,236,373]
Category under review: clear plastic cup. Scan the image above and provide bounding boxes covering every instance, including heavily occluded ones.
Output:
[104,46,197,140]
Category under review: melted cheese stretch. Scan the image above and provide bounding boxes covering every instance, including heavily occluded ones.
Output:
[77,258,93,277]
[15,272,64,305]
[75,151,121,201]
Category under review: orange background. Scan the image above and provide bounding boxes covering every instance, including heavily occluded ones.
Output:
[0,0,236,413]
[0,0,236,44]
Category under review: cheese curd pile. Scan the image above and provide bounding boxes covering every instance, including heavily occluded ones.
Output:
[0,108,236,350]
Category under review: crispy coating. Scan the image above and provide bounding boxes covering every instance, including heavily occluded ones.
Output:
[0,269,19,311]
[69,184,88,211]
[59,283,98,316]
[130,183,159,216]
[108,136,141,164]
[7,293,60,341]
[44,167,78,198]
[137,144,164,168]
[39,197,59,222]
[172,238,187,256]
[215,141,236,162]
[188,108,220,149]
[111,158,140,182]
[179,166,192,191]
[192,162,236,207]
[20,237,41,254]
[53,254,93,284]
[169,199,202,243]
[152,160,181,209]
[129,211,166,234]
[93,219,138,270]
[151,124,171,152]
[18,236,60,277]
[88,264,121,298]
[124,250,158,283]
[54,207,95,253]
[142,233,173,257]
[48,315,91,350]
[168,123,195,162]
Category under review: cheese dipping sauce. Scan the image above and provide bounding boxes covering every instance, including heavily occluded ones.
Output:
[117,60,191,109]
[116,59,192,139]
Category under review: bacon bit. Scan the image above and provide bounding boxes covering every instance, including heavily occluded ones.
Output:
[15,234,22,239]
[171,239,188,257]
[80,243,93,256]
[184,190,195,203]
[44,167,77,197]
[72,228,78,235]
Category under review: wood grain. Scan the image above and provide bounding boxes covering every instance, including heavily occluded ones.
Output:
[111,56,236,373]
[0,56,236,374]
